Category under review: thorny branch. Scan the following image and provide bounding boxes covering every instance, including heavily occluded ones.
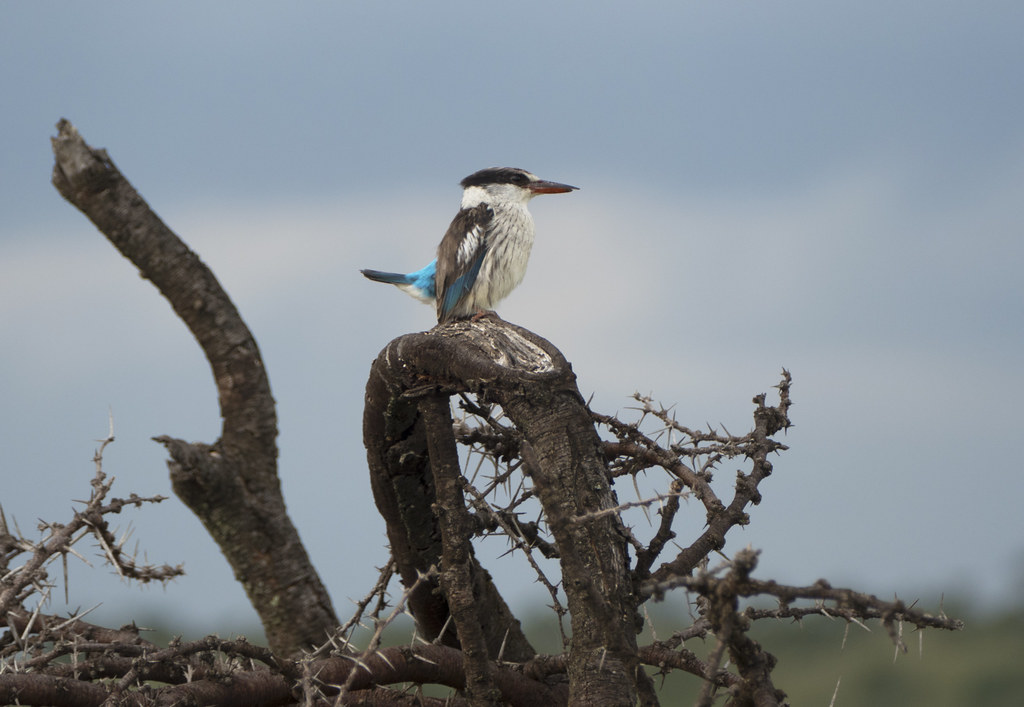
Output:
[0,439,182,625]
[361,363,961,706]
[3,355,963,707]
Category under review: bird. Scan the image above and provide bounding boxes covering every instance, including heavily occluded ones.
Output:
[360,167,577,323]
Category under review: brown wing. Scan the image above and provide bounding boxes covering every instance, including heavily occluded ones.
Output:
[434,203,494,322]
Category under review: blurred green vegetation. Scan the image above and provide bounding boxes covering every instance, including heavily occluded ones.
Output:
[133,598,1020,706]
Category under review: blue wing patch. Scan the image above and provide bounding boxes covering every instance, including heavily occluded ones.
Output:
[439,247,486,321]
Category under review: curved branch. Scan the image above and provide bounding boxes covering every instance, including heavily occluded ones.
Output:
[50,119,336,656]
[363,325,545,664]
[318,645,569,706]
[363,319,642,705]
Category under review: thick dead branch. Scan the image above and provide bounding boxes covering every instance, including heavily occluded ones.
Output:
[420,395,503,705]
[362,323,537,667]
[50,119,336,656]
[364,319,643,706]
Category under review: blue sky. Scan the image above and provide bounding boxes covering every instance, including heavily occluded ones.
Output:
[2,2,1022,635]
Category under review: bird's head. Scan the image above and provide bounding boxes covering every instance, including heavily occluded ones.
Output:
[460,167,577,208]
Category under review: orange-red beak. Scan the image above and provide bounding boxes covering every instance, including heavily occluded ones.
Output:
[527,179,578,195]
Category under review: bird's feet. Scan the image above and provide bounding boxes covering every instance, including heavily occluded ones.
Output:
[470,309,502,322]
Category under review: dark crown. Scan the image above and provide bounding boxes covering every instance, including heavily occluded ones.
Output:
[460,167,531,189]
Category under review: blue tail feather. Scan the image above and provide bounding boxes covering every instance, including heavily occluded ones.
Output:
[360,260,437,304]
[361,269,409,285]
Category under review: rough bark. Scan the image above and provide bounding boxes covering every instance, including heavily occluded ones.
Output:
[420,395,503,705]
[50,119,337,657]
[363,319,642,706]
[362,324,537,667]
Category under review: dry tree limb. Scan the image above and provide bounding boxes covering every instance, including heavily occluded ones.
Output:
[0,466,180,623]
[362,324,538,667]
[364,319,644,706]
[420,395,503,705]
[312,644,569,707]
[592,371,794,587]
[50,119,336,657]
